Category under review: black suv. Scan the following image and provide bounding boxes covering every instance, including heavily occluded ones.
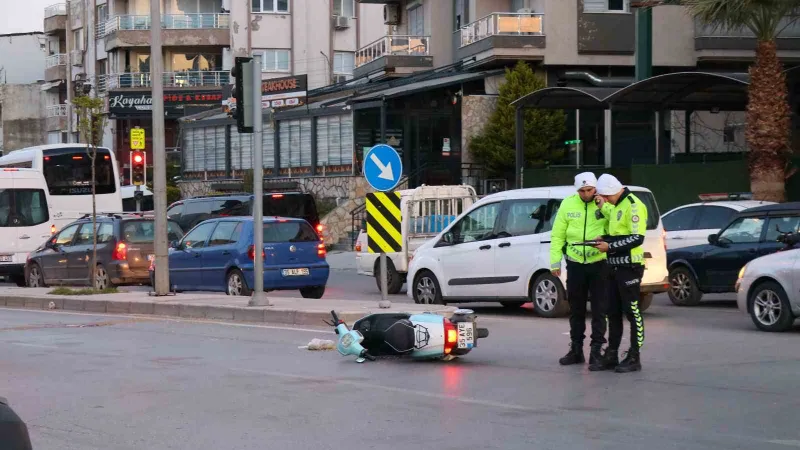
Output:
[25,213,184,289]
[166,192,320,233]
[667,202,800,306]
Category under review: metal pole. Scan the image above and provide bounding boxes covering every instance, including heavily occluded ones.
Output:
[379,252,389,307]
[249,54,271,307]
[515,107,524,189]
[135,185,141,212]
[65,3,73,143]
[151,0,169,295]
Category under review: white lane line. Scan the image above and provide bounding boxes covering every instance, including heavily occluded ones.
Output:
[9,342,61,349]
[0,307,325,333]
[229,367,545,413]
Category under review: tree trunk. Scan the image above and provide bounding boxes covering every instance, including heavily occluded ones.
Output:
[746,40,790,202]
[91,146,97,290]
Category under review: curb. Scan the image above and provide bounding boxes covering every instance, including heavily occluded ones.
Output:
[0,295,456,327]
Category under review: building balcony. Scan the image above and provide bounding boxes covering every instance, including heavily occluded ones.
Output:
[695,17,800,55]
[43,3,67,33]
[46,104,68,132]
[353,35,432,78]
[103,14,230,50]
[44,53,67,81]
[455,12,546,65]
[104,71,230,90]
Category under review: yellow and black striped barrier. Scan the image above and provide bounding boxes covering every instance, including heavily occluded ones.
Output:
[366,192,402,253]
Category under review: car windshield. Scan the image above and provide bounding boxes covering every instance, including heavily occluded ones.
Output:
[122,220,184,243]
[630,190,660,230]
[262,221,319,243]
[0,188,49,227]
[261,194,318,225]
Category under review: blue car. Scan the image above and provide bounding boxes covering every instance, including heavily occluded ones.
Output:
[151,217,329,298]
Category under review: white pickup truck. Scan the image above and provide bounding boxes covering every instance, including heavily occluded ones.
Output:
[355,184,479,294]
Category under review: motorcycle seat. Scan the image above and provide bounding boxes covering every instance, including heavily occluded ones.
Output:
[382,319,416,354]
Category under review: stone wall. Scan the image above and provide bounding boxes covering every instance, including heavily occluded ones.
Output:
[461,95,498,165]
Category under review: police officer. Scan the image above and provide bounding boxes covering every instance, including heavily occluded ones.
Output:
[550,172,609,367]
[590,174,648,373]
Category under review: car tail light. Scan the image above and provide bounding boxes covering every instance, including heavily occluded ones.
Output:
[443,319,457,355]
[112,242,127,260]
[317,243,326,258]
[247,245,265,261]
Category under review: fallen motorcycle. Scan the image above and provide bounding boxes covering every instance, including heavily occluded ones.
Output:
[325,309,489,363]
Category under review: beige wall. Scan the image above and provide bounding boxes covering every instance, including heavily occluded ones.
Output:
[359,3,386,46]
[652,5,695,67]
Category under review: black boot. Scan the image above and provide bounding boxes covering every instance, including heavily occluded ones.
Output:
[588,347,618,371]
[588,344,603,366]
[615,348,641,373]
[559,342,584,365]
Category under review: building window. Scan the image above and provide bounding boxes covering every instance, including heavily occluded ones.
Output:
[254,49,290,72]
[453,0,469,30]
[333,52,355,75]
[408,5,424,35]
[252,0,289,13]
[334,0,355,17]
[583,0,629,12]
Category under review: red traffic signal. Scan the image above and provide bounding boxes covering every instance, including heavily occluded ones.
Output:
[133,153,143,164]
[131,151,145,186]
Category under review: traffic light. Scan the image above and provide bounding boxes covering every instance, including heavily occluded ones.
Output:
[131,151,145,186]
[230,56,255,133]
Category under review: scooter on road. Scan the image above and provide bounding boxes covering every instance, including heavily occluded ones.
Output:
[326,309,489,363]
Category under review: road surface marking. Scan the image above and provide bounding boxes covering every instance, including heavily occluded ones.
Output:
[9,342,61,349]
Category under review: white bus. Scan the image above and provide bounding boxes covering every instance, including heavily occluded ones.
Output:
[0,144,122,228]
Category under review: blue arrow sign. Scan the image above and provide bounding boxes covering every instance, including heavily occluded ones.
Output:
[363,144,403,192]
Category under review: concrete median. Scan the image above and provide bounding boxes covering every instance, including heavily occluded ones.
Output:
[0,287,456,327]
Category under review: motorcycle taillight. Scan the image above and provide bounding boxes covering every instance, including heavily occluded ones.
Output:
[443,319,457,355]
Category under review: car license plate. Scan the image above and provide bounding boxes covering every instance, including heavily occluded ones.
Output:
[282,268,309,276]
[0,255,12,263]
[457,322,474,349]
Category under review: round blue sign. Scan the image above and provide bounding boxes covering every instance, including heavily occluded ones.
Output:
[363,144,403,192]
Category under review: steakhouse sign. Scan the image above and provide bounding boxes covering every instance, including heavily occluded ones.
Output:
[107,89,225,119]
[261,74,307,109]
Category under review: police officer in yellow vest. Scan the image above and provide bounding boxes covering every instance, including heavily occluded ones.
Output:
[550,172,610,367]
[589,174,648,373]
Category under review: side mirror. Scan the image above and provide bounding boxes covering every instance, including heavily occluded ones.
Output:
[45,239,56,250]
[437,232,455,247]
[708,234,718,245]
[169,240,178,249]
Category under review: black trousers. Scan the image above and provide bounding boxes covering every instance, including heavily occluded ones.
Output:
[607,265,645,351]
[566,260,609,347]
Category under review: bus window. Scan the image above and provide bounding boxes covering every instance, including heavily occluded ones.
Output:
[42,149,117,195]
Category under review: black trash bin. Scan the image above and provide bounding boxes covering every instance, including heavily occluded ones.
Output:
[0,397,33,450]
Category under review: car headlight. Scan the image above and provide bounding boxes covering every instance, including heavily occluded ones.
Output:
[738,264,747,280]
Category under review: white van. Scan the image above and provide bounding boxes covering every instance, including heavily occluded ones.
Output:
[406,185,670,317]
[0,168,55,286]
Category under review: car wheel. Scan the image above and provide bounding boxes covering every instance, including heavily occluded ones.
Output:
[413,270,444,305]
[27,263,46,288]
[226,269,252,296]
[94,264,115,290]
[748,281,795,332]
[300,286,325,299]
[668,267,703,306]
[374,259,403,295]
[639,293,654,312]
[531,272,569,318]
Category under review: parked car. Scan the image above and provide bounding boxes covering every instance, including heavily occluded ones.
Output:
[735,232,800,332]
[661,193,774,249]
[151,217,329,298]
[667,202,800,306]
[25,212,184,289]
[406,185,669,316]
[166,192,320,234]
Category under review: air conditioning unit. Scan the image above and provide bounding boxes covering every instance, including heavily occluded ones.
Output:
[384,4,400,25]
[333,15,349,29]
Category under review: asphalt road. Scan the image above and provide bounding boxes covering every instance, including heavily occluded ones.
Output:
[3,297,800,450]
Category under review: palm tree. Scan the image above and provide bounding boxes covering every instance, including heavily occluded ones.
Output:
[641,0,797,201]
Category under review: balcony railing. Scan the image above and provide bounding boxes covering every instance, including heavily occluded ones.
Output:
[44,3,67,18]
[45,53,67,68]
[356,35,429,68]
[102,13,230,36]
[459,12,545,48]
[46,104,68,118]
[106,71,230,89]
[694,16,800,38]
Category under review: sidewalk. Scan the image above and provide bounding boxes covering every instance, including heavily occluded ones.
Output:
[0,287,455,326]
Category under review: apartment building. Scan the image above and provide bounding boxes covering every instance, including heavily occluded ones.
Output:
[41,0,383,182]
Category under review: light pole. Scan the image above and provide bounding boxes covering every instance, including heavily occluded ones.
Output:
[150,0,169,295]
